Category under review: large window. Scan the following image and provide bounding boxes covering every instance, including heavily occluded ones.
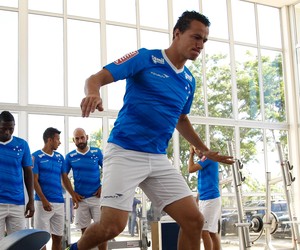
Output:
[0,1,298,248]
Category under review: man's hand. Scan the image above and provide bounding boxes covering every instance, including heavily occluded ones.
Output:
[72,192,84,209]
[24,200,35,218]
[81,95,103,117]
[42,200,52,212]
[93,187,102,198]
[202,150,235,165]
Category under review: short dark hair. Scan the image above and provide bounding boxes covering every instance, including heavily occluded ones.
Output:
[43,127,61,143]
[0,111,15,123]
[173,11,211,39]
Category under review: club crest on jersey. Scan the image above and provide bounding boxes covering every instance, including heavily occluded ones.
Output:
[114,51,139,65]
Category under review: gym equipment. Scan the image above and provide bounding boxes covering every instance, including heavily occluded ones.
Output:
[275,142,300,249]
[225,140,300,249]
[108,193,151,250]
[0,229,50,250]
[227,141,253,249]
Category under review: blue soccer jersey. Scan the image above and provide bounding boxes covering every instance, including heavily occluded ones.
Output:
[65,147,103,198]
[32,150,65,203]
[105,48,196,154]
[0,136,33,205]
[197,156,220,200]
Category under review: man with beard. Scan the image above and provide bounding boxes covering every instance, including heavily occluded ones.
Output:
[63,128,103,237]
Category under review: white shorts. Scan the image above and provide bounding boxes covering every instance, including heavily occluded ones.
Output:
[75,196,101,229]
[199,197,221,233]
[0,204,26,240]
[34,201,64,236]
[100,143,192,213]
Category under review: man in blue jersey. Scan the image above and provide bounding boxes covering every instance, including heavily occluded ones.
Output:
[0,111,35,240]
[188,145,221,250]
[63,128,103,236]
[32,127,75,250]
[69,11,234,250]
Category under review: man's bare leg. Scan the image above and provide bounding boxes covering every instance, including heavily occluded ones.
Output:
[210,232,220,250]
[202,230,212,250]
[77,207,128,250]
[164,196,204,250]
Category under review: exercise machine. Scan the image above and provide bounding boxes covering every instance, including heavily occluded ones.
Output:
[107,193,151,250]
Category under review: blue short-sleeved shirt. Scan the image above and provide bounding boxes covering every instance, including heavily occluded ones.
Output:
[32,150,65,203]
[197,156,220,200]
[0,136,33,205]
[105,48,196,154]
[65,147,103,198]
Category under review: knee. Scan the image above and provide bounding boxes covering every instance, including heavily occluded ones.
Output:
[183,211,204,233]
[97,221,124,240]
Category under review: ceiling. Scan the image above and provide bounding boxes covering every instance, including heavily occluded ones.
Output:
[242,0,300,7]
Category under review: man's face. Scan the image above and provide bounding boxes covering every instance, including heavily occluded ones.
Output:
[73,132,88,150]
[0,121,15,142]
[50,133,61,150]
[175,20,209,61]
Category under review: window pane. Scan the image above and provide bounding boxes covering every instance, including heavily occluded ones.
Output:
[106,0,136,24]
[266,129,288,176]
[258,5,281,48]
[232,0,256,44]
[172,0,199,25]
[28,114,65,155]
[140,30,169,49]
[139,0,168,29]
[202,0,228,39]
[0,11,18,103]
[209,125,234,183]
[67,0,99,19]
[67,20,101,107]
[261,50,286,122]
[28,0,62,13]
[189,58,205,116]
[178,124,206,192]
[106,25,137,110]
[13,113,18,137]
[205,41,232,118]
[68,117,103,152]
[28,15,64,106]
[235,45,261,121]
[0,0,18,7]
[240,128,265,186]
[295,3,300,44]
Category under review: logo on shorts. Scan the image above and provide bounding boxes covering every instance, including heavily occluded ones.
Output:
[103,193,123,199]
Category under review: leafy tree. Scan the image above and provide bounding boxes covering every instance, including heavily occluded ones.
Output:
[176,50,287,196]
[89,129,103,149]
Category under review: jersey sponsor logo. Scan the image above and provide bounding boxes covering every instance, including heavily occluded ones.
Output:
[71,158,81,163]
[70,152,78,157]
[184,72,193,82]
[114,51,139,65]
[151,55,165,64]
[200,155,207,162]
[150,71,169,78]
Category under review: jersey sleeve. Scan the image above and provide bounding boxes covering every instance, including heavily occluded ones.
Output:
[197,156,210,170]
[104,48,148,82]
[64,154,72,174]
[22,140,33,168]
[97,149,103,167]
[32,152,39,174]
